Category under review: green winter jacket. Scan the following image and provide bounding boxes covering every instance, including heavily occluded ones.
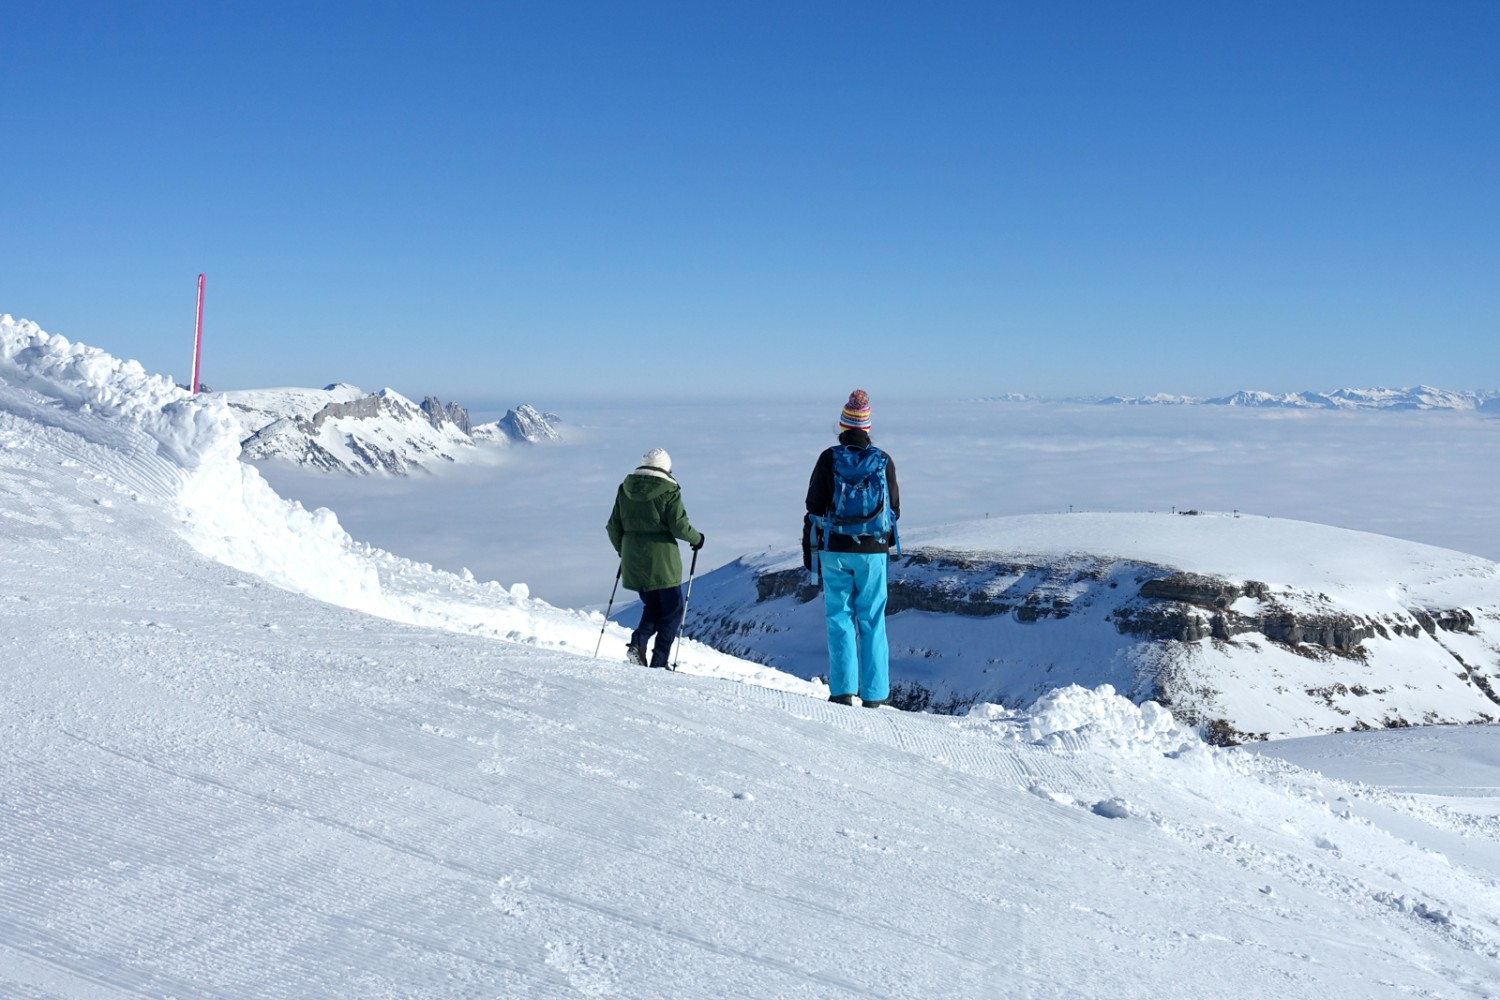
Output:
[606,468,704,593]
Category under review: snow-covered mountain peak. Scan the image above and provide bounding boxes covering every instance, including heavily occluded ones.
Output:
[221,383,561,475]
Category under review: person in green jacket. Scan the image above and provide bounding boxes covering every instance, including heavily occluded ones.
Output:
[606,448,705,669]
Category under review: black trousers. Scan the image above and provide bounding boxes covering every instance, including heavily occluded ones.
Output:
[631,585,685,668]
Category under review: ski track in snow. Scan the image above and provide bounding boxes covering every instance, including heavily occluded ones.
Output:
[4,316,1500,998]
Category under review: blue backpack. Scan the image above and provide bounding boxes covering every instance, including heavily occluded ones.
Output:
[821,446,898,550]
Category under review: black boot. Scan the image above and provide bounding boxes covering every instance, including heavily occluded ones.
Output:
[625,640,647,666]
[828,694,856,706]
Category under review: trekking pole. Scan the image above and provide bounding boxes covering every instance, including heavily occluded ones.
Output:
[671,547,700,671]
[593,565,622,658]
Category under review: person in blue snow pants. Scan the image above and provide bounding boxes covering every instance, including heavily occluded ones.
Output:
[818,550,891,705]
[803,389,900,709]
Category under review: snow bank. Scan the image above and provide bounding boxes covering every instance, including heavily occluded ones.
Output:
[972,684,1200,754]
[0,314,239,470]
[176,455,387,613]
[0,315,503,622]
[1,315,387,611]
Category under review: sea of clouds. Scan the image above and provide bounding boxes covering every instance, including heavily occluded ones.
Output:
[256,394,1500,611]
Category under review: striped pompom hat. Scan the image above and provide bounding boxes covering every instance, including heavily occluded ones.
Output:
[839,389,872,431]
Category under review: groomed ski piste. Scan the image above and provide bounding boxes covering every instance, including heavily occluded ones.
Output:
[2,314,1498,999]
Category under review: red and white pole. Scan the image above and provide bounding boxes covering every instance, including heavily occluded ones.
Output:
[191,273,206,394]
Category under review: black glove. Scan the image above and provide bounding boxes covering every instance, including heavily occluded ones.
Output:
[691,533,706,551]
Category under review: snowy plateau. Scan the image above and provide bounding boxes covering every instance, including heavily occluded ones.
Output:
[220,383,560,476]
[2,313,1499,999]
[687,514,1500,742]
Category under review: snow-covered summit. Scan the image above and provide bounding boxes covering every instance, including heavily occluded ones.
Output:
[217,382,369,422]
[1095,392,1202,405]
[220,383,562,475]
[473,402,560,444]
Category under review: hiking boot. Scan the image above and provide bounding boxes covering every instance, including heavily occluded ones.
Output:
[625,641,647,666]
[859,698,890,709]
[828,694,856,706]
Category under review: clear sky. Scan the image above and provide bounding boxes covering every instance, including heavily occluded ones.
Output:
[3,1,1497,404]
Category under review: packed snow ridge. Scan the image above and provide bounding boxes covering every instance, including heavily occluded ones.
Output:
[221,383,561,475]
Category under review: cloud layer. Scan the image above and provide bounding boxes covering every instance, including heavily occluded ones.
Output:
[259,398,1500,610]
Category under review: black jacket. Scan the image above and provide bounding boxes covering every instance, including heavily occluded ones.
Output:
[804,429,900,568]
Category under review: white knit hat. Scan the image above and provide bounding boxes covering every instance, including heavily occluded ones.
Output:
[640,447,672,472]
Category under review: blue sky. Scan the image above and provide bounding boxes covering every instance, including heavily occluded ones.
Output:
[3,1,1497,404]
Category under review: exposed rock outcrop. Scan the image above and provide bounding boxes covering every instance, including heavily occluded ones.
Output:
[420,396,472,435]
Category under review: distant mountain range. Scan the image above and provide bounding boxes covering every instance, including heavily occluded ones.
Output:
[219,384,560,475]
[975,385,1500,410]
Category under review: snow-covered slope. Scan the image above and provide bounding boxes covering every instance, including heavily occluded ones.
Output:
[4,314,1500,998]
[220,384,560,475]
[687,513,1500,742]
[0,315,787,688]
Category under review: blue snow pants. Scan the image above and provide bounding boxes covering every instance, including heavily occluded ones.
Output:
[819,550,890,702]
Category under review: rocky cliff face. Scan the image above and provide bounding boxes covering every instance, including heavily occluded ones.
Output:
[1114,572,1475,650]
[685,516,1500,744]
[420,396,472,436]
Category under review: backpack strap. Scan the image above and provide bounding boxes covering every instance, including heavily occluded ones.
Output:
[829,493,885,528]
[877,451,898,552]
